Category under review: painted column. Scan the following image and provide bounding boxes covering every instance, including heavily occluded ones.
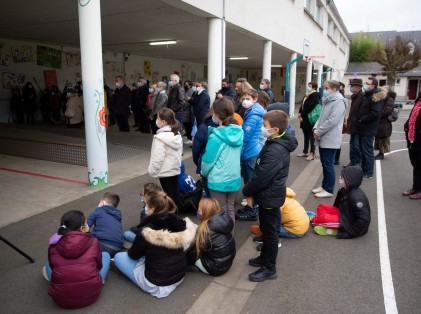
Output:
[289,52,297,117]
[208,17,225,104]
[306,59,313,86]
[262,40,272,81]
[78,0,108,187]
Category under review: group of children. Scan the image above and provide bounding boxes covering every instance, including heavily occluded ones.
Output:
[44,94,372,309]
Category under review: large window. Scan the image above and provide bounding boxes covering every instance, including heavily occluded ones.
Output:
[315,1,324,26]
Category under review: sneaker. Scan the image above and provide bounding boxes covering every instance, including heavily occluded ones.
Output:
[235,206,258,221]
[305,152,315,161]
[42,266,50,282]
[249,267,277,282]
[183,139,193,145]
[306,211,316,220]
[248,256,263,267]
[240,199,247,207]
[297,153,308,157]
[237,204,251,214]
[312,186,324,194]
[363,175,373,180]
[250,225,262,236]
[313,226,338,236]
[315,191,333,198]
[253,236,263,244]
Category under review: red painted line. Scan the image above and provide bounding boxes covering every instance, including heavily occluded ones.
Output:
[0,167,87,185]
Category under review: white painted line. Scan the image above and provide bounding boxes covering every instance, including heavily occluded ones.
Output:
[376,160,398,314]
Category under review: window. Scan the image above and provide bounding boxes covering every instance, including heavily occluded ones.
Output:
[396,78,401,85]
[328,18,334,38]
[315,1,324,25]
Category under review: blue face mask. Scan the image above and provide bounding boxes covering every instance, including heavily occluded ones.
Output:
[148,88,153,93]
[168,80,172,88]
[212,115,219,125]
[259,84,264,90]
[363,84,369,92]
[155,87,160,93]
[306,87,311,93]
[192,86,197,92]
[323,90,330,97]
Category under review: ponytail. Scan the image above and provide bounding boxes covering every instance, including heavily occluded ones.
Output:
[158,108,181,135]
[146,191,178,215]
[58,210,85,235]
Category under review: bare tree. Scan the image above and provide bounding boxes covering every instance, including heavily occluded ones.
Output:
[371,36,421,90]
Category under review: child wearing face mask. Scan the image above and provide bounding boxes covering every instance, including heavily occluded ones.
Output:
[235,88,265,222]
[310,165,371,238]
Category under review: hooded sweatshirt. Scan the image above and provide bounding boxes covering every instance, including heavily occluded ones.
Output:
[48,231,103,309]
[201,124,243,192]
[149,125,183,177]
[177,160,197,193]
[87,205,124,248]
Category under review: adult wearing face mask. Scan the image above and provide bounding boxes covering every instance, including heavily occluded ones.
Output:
[188,82,210,128]
[355,77,387,179]
[259,79,275,104]
[133,77,150,133]
[112,76,131,132]
[216,78,238,104]
[311,80,347,198]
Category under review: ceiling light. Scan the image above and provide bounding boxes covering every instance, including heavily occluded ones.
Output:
[271,65,283,68]
[149,40,177,46]
[229,57,248,60]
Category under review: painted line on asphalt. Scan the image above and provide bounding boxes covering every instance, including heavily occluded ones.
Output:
[0,167,87,185]
[376,160,398,314]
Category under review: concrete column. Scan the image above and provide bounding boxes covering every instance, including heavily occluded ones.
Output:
[306,59,313,86]
[78,0,108,187]
[262,40,272,81]
[289,52,297,117]
[208,17,225,104]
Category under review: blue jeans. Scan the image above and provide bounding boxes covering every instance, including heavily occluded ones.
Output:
[360,135,375,176]
[241,155,258,185]
[45,252,111,281]
[114,252,144,286]
[123,230,136,243]
[349,133,362,166]
[278,226,303,238]
[319,147,336,193]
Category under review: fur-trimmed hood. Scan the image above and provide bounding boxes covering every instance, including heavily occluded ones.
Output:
[372,86,388,103]
[142,216,197,250]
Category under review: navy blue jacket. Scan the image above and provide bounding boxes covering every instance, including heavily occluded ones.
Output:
[189,90,210,123]
[192,116,218,174]
[87,205,124,248]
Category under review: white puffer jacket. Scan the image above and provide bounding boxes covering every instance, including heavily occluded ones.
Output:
[148,126,183,178]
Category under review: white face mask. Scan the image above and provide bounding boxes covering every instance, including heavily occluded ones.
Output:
[156,119,162,128]
[115,82,121,88]
[261,126,274,138]
[242,99,254,109]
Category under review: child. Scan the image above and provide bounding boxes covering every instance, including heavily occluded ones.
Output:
[177,160,197,194]
[243,110,298,282]
[186,199,236,276]
[87,192,124,257]
[251,187,309,246]
[149,108,183,207]
[114,191,197,298]
[236,88,265,221]
[123,182,162,243]
[44,210,110,309]
[311,165,371,238]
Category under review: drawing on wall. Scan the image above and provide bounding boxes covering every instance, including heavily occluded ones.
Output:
[0,42,11,66]
[37,45,62,69]
[11,46,35,63]
[65,51,81,67]
[144,60,151,76]
[152,71,160,83]
[2,72,25,89]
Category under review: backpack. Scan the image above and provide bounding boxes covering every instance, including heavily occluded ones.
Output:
[308,103,322,126]
[388,105,401,122]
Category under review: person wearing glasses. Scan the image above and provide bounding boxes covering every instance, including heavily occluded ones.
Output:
[355,77,387,179]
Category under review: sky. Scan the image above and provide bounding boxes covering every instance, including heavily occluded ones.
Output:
[334,0,421,33]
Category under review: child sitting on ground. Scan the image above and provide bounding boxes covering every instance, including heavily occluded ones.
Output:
[310,165,371,238]
[44,210,110,309]
[186,198,236,275]
[123,182,162,243]
[114,191,197,298]
[87,192,124,257]
[251,187,309,249]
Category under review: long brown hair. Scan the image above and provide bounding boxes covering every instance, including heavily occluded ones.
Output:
[195,199,221,258]
[211,97,235,126]
[158,108,181,135]
[146,190,177,215]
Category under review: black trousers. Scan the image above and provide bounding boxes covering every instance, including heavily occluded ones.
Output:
[259,207,279,271]
[115,114,130,132]
[159,176,180,209]
[409,148,421,191]
[302,128,315,154]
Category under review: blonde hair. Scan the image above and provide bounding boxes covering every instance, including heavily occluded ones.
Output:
[195,199,221,258]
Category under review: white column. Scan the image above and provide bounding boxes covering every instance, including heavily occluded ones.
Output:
[306,59,313,86]
[78,0,108,187]
[289,52,297,118]
[317,63,323,88]
[208,17,225,104]
[262,40,272,81]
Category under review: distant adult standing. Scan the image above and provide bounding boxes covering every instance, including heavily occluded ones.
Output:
[112,76,131,132]
[167,74,186,125]
[343,79,364,168]
[22,82,37,124]
[216,78,238,104]
[375,90,396,160]
[297,81,320,161]
[64,89,84,128]
[133,77,150,133]
[259,79,275,104]
[356,77,386,179]
[312,80,346,198]
[403,92,421,200]
[150,82,168,134]
[189,81,210,127]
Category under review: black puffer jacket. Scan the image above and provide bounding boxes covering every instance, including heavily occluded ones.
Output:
[128,214,196,286]
[356,87,387,136]
[243,132,298,208]
[187,210,236,276]
[335,165,371,239]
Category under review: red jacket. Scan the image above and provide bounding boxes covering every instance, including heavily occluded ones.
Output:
[48,231,103,309]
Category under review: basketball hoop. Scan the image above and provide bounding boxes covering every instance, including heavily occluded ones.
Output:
[303,56,312,62]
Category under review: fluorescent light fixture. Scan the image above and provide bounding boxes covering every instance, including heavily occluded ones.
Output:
[229,56,248,60]
[271,64,283,68]
[149,40,177,46]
